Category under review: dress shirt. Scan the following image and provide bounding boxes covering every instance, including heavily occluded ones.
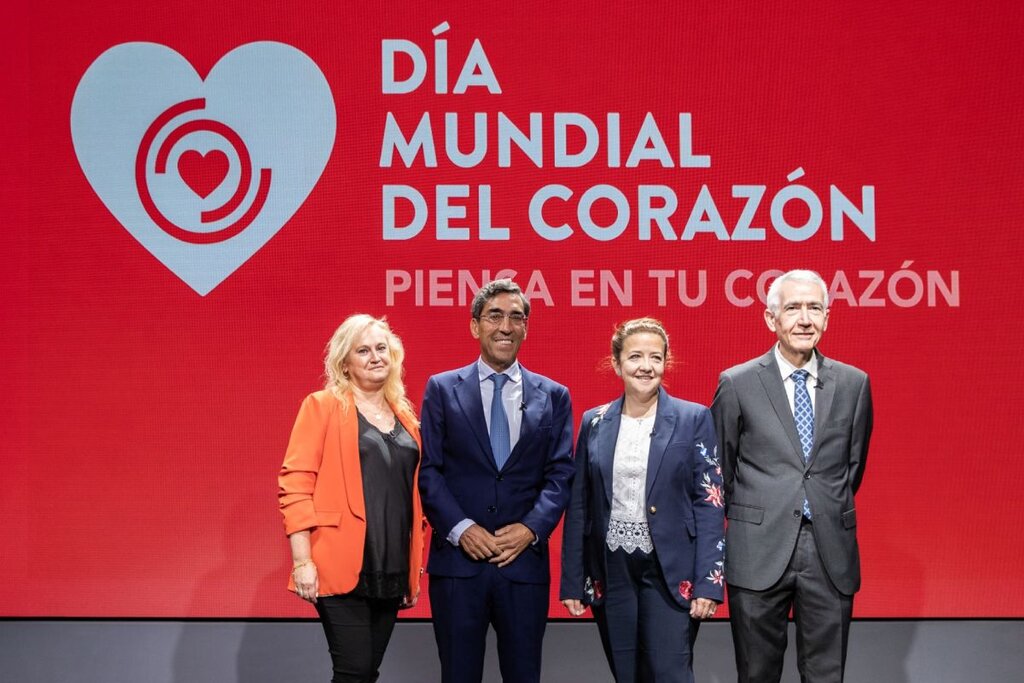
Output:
[774,344,820,413]
[476,359,524,447]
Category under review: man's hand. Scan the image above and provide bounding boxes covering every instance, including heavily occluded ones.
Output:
[490,523,535,567]
[458,524,501,560]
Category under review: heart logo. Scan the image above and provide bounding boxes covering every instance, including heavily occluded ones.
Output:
[71,42,336,295]
[178,150,229,199]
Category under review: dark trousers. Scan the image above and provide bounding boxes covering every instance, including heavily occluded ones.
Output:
[592,548,699,683]
[314,594,401,683]
[428,563,549,683]
[728,521,853,683]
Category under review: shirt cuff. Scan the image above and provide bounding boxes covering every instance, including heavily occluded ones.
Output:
[448,518,475,546]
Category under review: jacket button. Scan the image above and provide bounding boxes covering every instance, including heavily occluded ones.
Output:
[487,506,497,513]
[793,510,801,518]
[496,474,503,481]
[649,506,657,515]
[804,472,811,479]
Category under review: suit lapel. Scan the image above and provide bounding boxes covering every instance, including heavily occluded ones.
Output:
[757,351,806,464]
[337,392,365,520]
[503,367,543,471]
[453,363,494,463]
[810,352,835,465]
[645,389,677,500]
[597,396,624,506]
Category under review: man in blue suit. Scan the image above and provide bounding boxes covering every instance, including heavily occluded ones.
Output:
[419,278,575,683]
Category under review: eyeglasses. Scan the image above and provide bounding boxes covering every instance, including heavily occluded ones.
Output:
[476,312,528,326]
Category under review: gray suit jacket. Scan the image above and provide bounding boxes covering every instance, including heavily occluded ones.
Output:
[711,348,872,596]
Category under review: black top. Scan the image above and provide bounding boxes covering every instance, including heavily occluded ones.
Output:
[352,411,419,599]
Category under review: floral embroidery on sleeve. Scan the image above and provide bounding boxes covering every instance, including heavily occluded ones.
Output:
[706,560,725,586]
[697,441,722,477]
[697,442,725,508]
[701,472,724,508]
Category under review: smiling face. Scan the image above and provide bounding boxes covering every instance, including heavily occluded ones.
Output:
[613,332,666,400]
[471,292,528,372]
[342,324,392,392]
[764,279,829,367]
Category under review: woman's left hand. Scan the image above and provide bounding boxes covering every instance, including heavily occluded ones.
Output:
[292,560,319,604]
[562,599,587,617]
[689,597,718,620]
[400,592,419,609]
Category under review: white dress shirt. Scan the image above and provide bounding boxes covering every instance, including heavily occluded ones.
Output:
[774,344,819,413]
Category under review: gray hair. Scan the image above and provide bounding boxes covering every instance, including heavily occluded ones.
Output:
[766,270,829,314]
[470,279,531,318]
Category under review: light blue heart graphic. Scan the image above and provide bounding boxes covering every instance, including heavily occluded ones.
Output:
[71,42,336,295]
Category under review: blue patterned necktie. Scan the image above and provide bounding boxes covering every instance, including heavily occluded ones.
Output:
[792,369,814,519]
[488,373,511,470]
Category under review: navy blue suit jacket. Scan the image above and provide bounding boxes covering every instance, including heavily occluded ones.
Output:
[419,362,575,583]
[560,388,726,607]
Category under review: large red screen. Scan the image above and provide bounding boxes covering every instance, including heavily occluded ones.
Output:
[5,1,1024,618]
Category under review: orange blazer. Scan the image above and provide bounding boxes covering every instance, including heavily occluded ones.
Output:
[278,389,424,598]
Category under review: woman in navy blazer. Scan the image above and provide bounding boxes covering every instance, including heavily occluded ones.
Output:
[560,318,726,683]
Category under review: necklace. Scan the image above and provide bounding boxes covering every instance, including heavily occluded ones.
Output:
[357,401,389,420]
[357,402,396,434]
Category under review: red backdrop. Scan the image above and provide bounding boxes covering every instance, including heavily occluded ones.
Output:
[4,1,1024,618]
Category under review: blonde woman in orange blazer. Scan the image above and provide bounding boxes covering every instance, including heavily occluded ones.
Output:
[279,314,424,683]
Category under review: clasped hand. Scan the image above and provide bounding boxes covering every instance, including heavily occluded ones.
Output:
[459,523,534,567]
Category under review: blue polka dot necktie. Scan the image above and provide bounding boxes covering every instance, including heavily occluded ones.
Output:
[792,369,814,519]
[488,373,511,470]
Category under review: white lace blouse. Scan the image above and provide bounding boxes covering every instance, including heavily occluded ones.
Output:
[606,413,654,554]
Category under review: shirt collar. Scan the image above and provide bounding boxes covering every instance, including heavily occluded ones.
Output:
[477,358,522,384]
[774,344,819,382]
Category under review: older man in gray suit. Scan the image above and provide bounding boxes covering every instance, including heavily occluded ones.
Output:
[711,269,873,683]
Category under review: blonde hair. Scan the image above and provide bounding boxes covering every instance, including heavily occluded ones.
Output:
[610,317,671,364]
[323,314,415,418]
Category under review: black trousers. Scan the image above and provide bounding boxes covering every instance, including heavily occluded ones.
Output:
[728,521,854,683]
[592,548,700,683]
[314,594,401,683]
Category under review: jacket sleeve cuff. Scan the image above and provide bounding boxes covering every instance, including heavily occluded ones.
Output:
[448,518,475,546]
[281,501,317,536]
